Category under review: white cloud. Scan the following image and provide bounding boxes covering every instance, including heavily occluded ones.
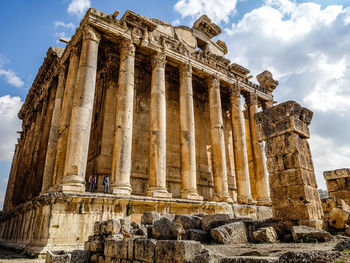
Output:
[174,0,238,23]
[67,0,91,17]
[0,55,24,88]
[54,21,75,30]
[0,95,22,162]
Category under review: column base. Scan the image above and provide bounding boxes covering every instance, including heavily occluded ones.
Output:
[59,175,85,193]
[181,190,203,201]
[257,197,272,206]
[110,184,132,197]
[211,192,233,203]
[237,195,254,205]
[147,187,172,198]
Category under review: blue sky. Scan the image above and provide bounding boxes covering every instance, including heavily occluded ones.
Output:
[1,0,350,209]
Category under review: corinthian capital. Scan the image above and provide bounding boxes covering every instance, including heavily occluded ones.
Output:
[207,75,220,89]
[245,92,258,106]
[229,83,240,98]
[151,53,166,69]
[179,63,192,78]
[82,25,101,43]
[120,39,136,59]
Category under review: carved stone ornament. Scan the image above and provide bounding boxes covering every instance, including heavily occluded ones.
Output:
[256,70,279,92]
[179,63,192,78]
[120,39,136,59]
[245,92,258,106]
[192,15,222,39]
[70,46,80,58]
[207,75,220,89]
[82,25,101,43]
[151,53,166,69]
[132,26,143,45]
[229,84,240,98]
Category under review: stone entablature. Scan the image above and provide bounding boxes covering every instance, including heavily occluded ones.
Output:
[324,168,350,205]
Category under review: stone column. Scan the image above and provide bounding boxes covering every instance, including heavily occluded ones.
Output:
[41,66,66,193]
[110,40,135,196]
[147,53,172,198]
[60,25,101,192]
[255,101,323,229]
[246,93,271,205]
[179,63,202,201]
[51,47,80,189]
[207,76,232,202]
[229,85,252,204]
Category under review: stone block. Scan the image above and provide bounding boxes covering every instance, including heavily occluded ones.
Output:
[120,218,131,234]
[134,239,156,263]
[210,222,247,244]
[328,207,349,230]
[94,221,101,235]
[185,229,210,243]
[84,241,90,251]
[104,238,133,259]
[253,227,277,243]
[106,220,121,235]
[46,250,70,263]
[291,225,332,242]
[152,217,176,240]
[201,214,230,231]
[141,212,161,225]
[101,221,108,235]
[155,240,202,263]
[90,239,104,252]
[174,214,201,229]
[279,251,340,263]
[71,250,89,263]
[193,248,223,263]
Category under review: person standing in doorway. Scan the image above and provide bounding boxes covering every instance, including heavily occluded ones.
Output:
[103,175,109,194]
[88,174,96,192]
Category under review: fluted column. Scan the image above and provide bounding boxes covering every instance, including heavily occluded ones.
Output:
[229,85,252,204]
[179,63,203,201]
[60,25,101,192]
[110,40,135,196]
[246,93,271,205]
[41,66,66,193]
[208,76,232,202]
[147,53,172,198]
[51,47,80,190]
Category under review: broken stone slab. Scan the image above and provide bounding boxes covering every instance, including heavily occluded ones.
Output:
[71,250,89,263]
[155,240,202,263]
[193,248,223,263]
[185,229,211,243]
[174,214,201,229]
[291,225,332,242]
[45,250,70,263]
[104,238,133,259]
[134,239,156,263]
[152,217,183,240]
[201,214,231,231]
[253,227,278,243]
[279,251,341,263]
[141,211,161,225]
[328,207,349,230]
[211,222,248,244]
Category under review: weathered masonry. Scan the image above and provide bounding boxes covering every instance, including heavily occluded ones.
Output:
[324,168,350,205]
[1,9,279,253]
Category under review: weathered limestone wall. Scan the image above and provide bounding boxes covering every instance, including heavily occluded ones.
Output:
[255,101,323,229]
[324,168,350,205]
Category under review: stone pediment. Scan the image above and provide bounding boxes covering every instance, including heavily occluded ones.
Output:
[121,10,158,32]
[192,15,222,39]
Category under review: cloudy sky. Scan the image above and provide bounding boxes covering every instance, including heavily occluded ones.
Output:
[0,0,349,208]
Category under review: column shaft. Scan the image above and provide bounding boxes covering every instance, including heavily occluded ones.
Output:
[208,76,232,202]
[60,26,101,192]
[230,85,252,204]
[247,93,271,205]
[179,63,202,200]
[147,53,171,198]
[110,39,135,196]
[41,67,66,193]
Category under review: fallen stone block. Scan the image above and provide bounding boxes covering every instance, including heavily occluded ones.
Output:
[104,238,133,259]
[152,217,176,240]
[185,229,211,243]
[120,218,131,234]
[174,214,201,229]
[94,221,101,235]
[45,250,70,263]
[142,211,161,225]
[253,227,277,243]
[193,248,223,263]
[291,225,332,242]
[279,251,340,263]
[134,239,156,263]
[106,219,121,235]
[155,240,202,263]
[221,256,278,263]
[90,239,104,252]
[201,214,230,231]
[328,207,349,230]
[334,238,350,251]
[71,250,89,263]
[211,222,247,244]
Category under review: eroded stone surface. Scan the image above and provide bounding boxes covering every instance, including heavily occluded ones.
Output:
[211,222,247,244]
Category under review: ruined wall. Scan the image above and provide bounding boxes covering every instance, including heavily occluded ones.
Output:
[324,168,350,205]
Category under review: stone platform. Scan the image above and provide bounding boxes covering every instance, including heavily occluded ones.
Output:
[0,192,271,255]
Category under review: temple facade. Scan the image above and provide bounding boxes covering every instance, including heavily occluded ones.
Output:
[0,8,281,253]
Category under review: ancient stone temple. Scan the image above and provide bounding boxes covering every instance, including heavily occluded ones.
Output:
[0,8,280,253]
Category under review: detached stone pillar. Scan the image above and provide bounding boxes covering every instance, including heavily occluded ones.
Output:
[255,101,323,228]
[246,93,271,206]
[60,26,101,192]
[147,53,172,198]
[41,66,66,193]
[179,63,202,201]
[110,40,136,196]
[229,85,252,204]
[208,76,232,203]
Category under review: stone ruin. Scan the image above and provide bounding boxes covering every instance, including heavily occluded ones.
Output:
[0,6,349,262]
[324,168,350,205]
